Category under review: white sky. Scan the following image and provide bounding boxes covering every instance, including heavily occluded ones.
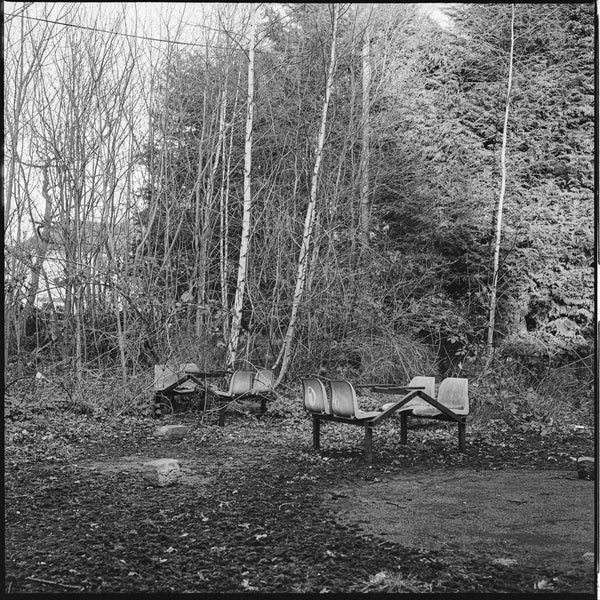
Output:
[4,2,452,240]
[418,3,454,30]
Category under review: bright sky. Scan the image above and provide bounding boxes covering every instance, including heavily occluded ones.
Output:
[4,2,453,240]
[5,3,451,44]
[418,3,454,30]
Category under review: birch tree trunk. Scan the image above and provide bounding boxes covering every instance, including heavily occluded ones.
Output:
[219,72,240,343]
[193,87,208,335]
[273,3,340,385]
[226,4,256,368]
[486,4,515,357]
[359,23,371,249]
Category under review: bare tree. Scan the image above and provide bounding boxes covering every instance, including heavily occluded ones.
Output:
[274,3,340,385]
[358,21,371,249]
[3,3,83,370]
[486,4,515,357]
[226,4,257,368]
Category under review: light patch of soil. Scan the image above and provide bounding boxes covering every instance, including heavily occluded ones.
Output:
[81,455,215,486]
[325,468,594,573]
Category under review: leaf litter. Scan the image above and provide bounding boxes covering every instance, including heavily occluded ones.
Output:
[4,409,595,594]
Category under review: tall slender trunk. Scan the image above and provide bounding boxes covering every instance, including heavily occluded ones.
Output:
[273,3,340,385]
[198,87,227,335]
[486,4,515,357]
[22,163,53,319]
[226,4,256,368]
[358,23,371,250]
[194,88,208,336]
[220,72,240,343]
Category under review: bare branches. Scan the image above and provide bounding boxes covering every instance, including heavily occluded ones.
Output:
[274,3,340,385]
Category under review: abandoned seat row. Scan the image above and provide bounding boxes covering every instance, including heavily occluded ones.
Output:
[153,364,275,423]
[302,376,469,463]
[153,363,469,463]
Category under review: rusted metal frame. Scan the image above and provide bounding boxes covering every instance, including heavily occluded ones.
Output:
[157,370,228,394]
[458,422,466,452]
[203,386,230,427]
[312,415,321,450]
[403,403,467,453]
[372,387,466,451]
[400,412,408,444]
[364,425,374,463]
[233,390,274,411]
[306,390,422,425]
[306,390,430,463]
[218,404,227,427]
[367,385,425,391]
[370,390,423,423]
[311,414,371,424]
[187,372,229,384]
[156,374,193,394]
[210,389,275,426]
[309,388,467,457]
[354,384,423,390]
[310,414,376,463]
[400,411,467,451]
[410,390,463,422]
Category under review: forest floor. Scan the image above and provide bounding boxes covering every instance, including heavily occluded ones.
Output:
[4,394,596,595]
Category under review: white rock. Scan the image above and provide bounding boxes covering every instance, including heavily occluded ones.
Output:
[142,458,180,487]
[492,557,518,567]
[582,552,594,562]
[154,425,190,440]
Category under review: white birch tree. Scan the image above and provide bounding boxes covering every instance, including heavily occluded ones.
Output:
[226,3,256,368]
[486,4,515,357]
[273,3,340,385]
[358,22,371,249]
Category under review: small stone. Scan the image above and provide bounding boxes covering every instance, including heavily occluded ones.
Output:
[576,457,595,480]
[154,425,190,440]
[582,552,594,562]
[142,458,180,487]
[492,557,518,567]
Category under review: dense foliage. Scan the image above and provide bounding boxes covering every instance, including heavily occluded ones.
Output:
[4,3,594,415]
[136,3,593,375]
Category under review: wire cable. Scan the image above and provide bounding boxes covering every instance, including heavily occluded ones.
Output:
[4,10,338,60]
[3,12,247,51]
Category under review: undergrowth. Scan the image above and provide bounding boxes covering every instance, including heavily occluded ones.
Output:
[5,344,593,433]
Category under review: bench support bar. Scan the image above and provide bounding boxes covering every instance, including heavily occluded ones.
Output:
[312,415,321,450]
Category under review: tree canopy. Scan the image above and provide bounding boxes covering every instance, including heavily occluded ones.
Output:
[4,3,594,403]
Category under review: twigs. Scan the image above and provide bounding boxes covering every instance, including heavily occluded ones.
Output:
[25,575,84,591]
[5,376,34,391]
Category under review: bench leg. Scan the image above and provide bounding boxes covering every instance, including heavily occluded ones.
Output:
[312,416,321,451]
[260,397,267,414]
[364,425,373,464]
[400,413,408,445]
[218,401,226,427]
[458,422,466,452]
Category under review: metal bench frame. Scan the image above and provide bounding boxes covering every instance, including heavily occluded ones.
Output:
[209,368,276,425]
[372,378,468,452]
[303,378,468,463]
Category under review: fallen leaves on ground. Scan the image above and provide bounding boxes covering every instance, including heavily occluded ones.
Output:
[4,408,595,594]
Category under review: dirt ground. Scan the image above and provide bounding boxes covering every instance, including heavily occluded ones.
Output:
[325,468,594,576]
[4,407,597,594]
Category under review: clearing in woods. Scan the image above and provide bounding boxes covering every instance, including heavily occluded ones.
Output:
[4,407,596,594]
